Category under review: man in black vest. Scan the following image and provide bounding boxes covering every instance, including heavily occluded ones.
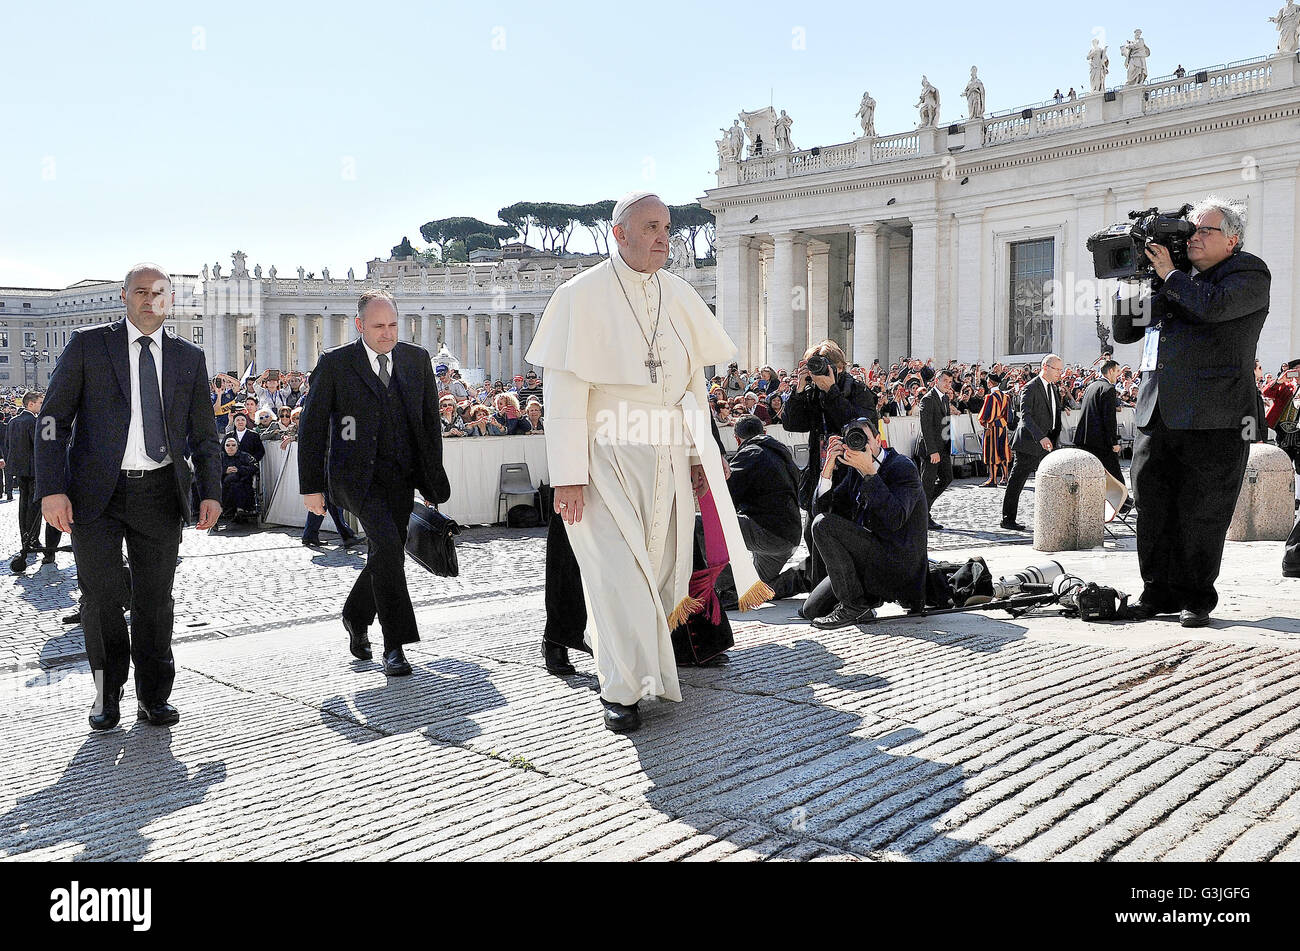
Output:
[1000,355,1064,531]
[1116,197,1271,627]
[1074,359,1124,486]
[298,288,450,676]
[5,392,63,563]
[919,368,954,531]
[38,263,222,731]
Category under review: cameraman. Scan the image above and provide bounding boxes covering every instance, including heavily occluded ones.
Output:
[774,340,878,597]
[804,420,928,628]
[1116,195,1271,626]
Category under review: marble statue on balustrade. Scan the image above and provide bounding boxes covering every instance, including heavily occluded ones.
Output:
[774,109,794,152]
[347,267,355,281]
[738,107,778,159]
[916,75,940,128]
[728,119,745,159]
[717,128,738,165]
[1273,1,1300,53]
[322,267,331,282]
[963,67,986,119]
[268,265,277,281]
[253,264,262,279]
[231,250,248,279]
[297,266,305,281]
[1088,37,1110,93]
[213,262,222,278]
[1121,30,1150,86]
[669,234,694,272]
[855,91,876,137]
[202,264,209,281]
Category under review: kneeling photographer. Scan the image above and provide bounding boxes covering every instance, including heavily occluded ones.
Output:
[1107,195,1271,626]
[803,418,928,629]
[774,341,878,598]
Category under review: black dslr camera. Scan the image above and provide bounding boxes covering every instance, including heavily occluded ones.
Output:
[806,354,832,377]
[1087,204,1196,282]
[841,418,875,453]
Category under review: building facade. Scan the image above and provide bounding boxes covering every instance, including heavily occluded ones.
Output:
[198,253,716,382]
[703,46,1300,373]
[0,277,201,390]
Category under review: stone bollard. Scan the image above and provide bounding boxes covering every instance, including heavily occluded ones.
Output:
[1228,443,1295,541]
[1033,449,1106,552]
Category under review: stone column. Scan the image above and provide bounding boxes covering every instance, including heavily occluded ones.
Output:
[488,314,501,381]
[511,314,522,381]
[321,313,340,352]
[1259,163,1299,364]
[257,314,282,374]
[422,312,438,353]
[717,236,744,366]
[909,215,940,359]
[790,234,809,365]
[953,213,984,361]
[807,239,830,354]
[297,314,312,371]
[853,222,880,367]
[746,243,763,370]
[768,232,797,371]
[211,313,228,375]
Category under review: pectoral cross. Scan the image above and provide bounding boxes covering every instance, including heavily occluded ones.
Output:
[645,351,662,383]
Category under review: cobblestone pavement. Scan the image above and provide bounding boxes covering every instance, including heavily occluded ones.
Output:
[4,469,1300,862]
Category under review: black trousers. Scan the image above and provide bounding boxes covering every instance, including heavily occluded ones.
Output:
[543,515,590,652]
[303,492,355,543]
[17,475,62,555]
[1131,407,1249,613]
[712,514,797,608]
[343,474,418,650]
[920,450,954,509]
[810,513,907,612]
[71,466,183,707]
[1002,451,1045,522]
[1082,444,1124,486]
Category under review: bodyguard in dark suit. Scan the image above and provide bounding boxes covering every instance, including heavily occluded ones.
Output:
[1000,355,1064,530]
[5,393,63,562]
[1074,360,1124,485]
[806,420,929,628]
[37,264,222,731]
[297,288,450,676]
[1116,198,1271,627]
[918,369,954,530]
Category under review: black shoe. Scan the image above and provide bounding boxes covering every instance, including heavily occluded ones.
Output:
[812,604,877,629]
[343,617,372,660]
[928,519,944,532]
[382,647,412,676]
[89,688,123,731]
[1180,608,1212,628]
[342,535,365,549]
[601,698,641,733]
[543,642,575,675]
[1126,600,1176,621]
[62,610,81,625]
[1000,518,1028,532]
[1285,565,1300,579]
[302,536,324,549]
[41,553,56,565]
[695,653,730,668]
[136,701,180,726]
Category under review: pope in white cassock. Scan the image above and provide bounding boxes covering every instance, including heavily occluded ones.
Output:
[526,192,772,733]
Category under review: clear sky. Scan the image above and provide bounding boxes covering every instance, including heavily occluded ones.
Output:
[0,0,1277,288]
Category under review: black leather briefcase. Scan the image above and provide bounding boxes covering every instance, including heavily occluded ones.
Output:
[405,502,461,577]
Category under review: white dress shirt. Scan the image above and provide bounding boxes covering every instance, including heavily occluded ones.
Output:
[121,321,172,470]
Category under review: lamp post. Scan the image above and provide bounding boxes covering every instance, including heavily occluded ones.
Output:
[20,347,48,390]
[1094,296,1111,355]
[837,280,854,332]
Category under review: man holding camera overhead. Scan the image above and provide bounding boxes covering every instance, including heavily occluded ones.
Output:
[1114,196,1271,627]
[805,418,929,629]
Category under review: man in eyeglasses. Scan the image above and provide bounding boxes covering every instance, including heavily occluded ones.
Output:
[519,370,543,403]
[1115,195,1271,627]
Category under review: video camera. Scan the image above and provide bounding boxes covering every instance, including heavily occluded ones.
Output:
[1086,204,1196,283]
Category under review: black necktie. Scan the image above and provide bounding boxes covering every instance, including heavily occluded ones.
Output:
[138,336,168,462]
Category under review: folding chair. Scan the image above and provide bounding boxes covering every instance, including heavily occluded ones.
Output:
[792,443,810,470]
[1117,420,1135,457]
[961,431,986,479]
[497,462,539,524]
[1103,471,1135,538]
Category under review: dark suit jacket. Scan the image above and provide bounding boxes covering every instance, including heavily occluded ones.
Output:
[297,338,450,516]
[227,427,265,463]
[781,371,878,509]
[725,434,802,545]
[3,410,36,478]
[1074,379,1119,450]
[813,448,928,605]
[35,320,221,524]
[1010,376,1063,457]
[919,387,950,455]
[1113,250,1271,430]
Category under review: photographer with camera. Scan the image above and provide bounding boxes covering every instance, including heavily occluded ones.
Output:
[804,419,928,628]
[1113,196,1271,626]
[773,341,878,598]
[1263,359,1300,470]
